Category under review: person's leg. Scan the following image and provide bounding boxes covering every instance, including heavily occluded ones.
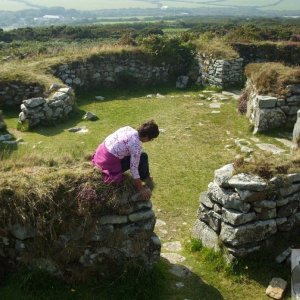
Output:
[121,156,131,172]
[121,152,150,180]
[139,152,150,180]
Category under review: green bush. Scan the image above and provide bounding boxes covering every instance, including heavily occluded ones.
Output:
[140,35,196,76]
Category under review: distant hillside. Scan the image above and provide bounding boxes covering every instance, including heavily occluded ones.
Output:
[1,0,300,29]
[3,0,300,11]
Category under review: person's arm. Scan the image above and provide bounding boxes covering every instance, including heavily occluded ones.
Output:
[133,178,152,200]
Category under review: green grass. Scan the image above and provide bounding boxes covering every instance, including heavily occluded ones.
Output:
[0,85,295,299]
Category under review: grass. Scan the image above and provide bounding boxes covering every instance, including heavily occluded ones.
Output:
[245,62,300,96]
[0,85,297,299]
[196,34,239,59]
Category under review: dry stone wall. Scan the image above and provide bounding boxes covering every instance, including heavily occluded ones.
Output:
[0,110,6,132]
[52,54,170,90]
[0,82,45,108]
[0,191,160,278]
[193,163,300,259]
[197,54,244,88]
[246,79,300,133]
[18,87,75,128]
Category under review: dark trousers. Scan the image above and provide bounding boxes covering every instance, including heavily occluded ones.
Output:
[121,152,150,180]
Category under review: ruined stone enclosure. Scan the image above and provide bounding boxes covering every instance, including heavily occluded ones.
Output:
[193,164,300,260]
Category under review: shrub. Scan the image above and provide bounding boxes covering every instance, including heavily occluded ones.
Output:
[140,35,196,76]
[237,89,249,115]
[195,34,239,59]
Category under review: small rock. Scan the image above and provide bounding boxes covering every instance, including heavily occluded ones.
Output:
[211,111,220,114]
[146,94,153,98]
[155,219,167,227]
[163,241,182,252]
[256,143,285,154]
[161,252,186,264]
[266,277,287,299]
[83,112,98,121]
[169,265,192,278]
[95,96,105,101]
[276,248,291,264]
[159,128,166,133]
[156,93,165,98]
[175,282,185,288]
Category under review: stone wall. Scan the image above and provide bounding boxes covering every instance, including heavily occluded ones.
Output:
[193,163,300,259]
[18,86,75,128]
[232,43,300,66]
[197,54,244,88]
[0,188,160,279]
[0,110,6,132]
[0,81,45,108]
[246,79,300,133]
[52,54,170,90]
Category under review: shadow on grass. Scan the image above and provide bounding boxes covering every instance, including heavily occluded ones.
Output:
[76,83,204,106]
[227,231,300,297]
[0,258,223,300]
[1,84,204,138]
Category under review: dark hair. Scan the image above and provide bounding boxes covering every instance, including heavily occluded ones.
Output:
[138,120,159,139]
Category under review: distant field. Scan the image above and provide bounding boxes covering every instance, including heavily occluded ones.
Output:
[3,0,155,11]
[2,0,300,11]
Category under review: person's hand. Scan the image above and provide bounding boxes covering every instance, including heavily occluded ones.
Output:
[140,187,152,201]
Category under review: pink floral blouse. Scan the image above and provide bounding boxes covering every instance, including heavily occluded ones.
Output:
[104,126,142,179]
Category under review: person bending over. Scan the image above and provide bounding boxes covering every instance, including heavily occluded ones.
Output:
[91,120,159,200]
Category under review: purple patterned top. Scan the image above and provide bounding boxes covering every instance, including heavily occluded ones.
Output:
[104,126,142,179]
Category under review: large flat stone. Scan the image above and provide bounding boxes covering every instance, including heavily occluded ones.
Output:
[220,220,277,247]
[214,163,234,187]
[257,95,277,109]
[192,219,220,251]
[228,173,267,191]
[222,208,256,226]
[256,143,285,154]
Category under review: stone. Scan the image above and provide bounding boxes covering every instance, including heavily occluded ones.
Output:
[9,223,35,240]
[265,278,287,300]
[169,265,191,278]
[257,95,277,109]
[51,92,68,101]
[176,76,189,89]
[277,201,299,217]
[199,192,214,208]
[58,87,73,95]
[83,112,98,121]
[275,248,291,263]
[155,219,166,227]
[207,182,250,213]
[256,143,285,154]
[128,210,155,222]
[163,241,182,252]
[214,163,234,188]
[293,110,300,150]
[192,219,220,251]
[222,208,256,226]
[228,173,267,191]
[67,127,86,133]
[90,224,114,242]
[156,93,165,98]
[95,96,105,101]
[99,215,128,225]
[199,207,221,233]
[275,138,293,148]
[49,83,63,92]
[280,183,300,197]
[175,282,185,288]
[0,134,13,142]
[255,208,276,220]
[209,103,222,109]
[287,173,300,184]
[220,220,277,247]
[253,108,286,133]
[160,252,186,264]
[23,97,45,108]
[227,245,261,257]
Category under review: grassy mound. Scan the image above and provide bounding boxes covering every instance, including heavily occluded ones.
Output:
[245,62,300,96]
[233,152,300,180]
[0,161,136,238]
